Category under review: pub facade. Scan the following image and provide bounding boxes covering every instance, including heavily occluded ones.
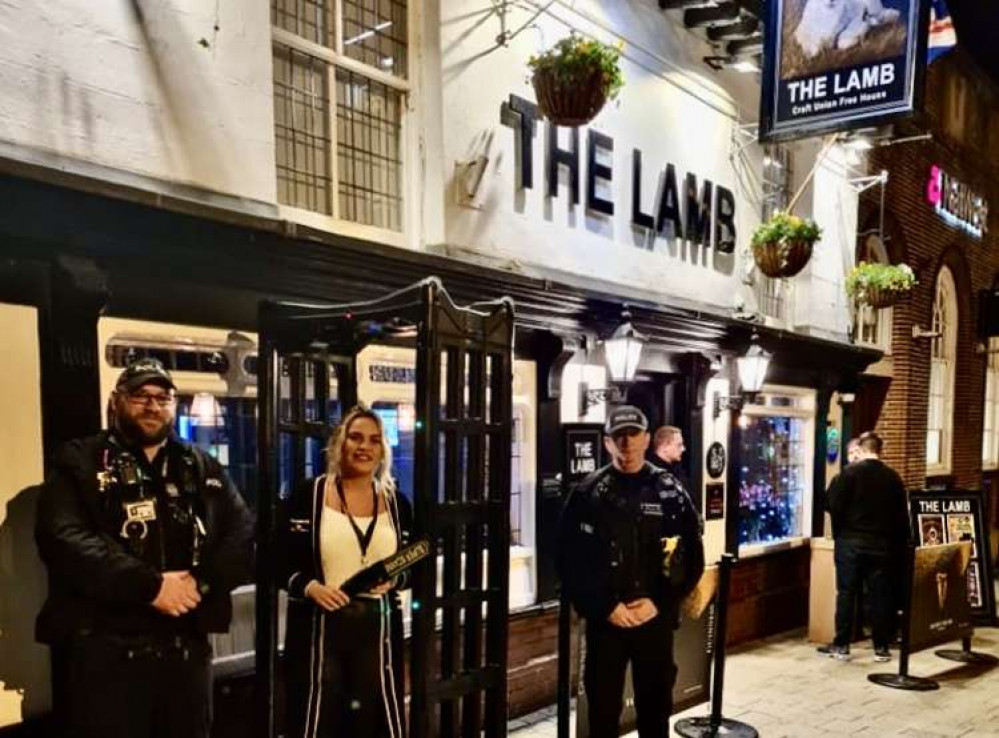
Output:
[0,0,880,732]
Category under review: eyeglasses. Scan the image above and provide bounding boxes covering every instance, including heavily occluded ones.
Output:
[126,391,176,408]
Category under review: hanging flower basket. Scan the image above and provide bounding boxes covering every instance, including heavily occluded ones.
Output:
[752,239,815,279]
[528,35,624,127]
[531,67,609,127]
[846,262,917,308]
[749,213,821,279]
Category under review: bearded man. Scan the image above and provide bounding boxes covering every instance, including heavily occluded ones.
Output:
[35,358,253,738]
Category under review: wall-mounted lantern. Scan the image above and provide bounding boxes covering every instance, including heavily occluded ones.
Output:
[580,311,646,415]
[713,332,772,418]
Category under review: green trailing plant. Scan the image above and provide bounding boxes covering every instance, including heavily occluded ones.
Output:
[528,35,625,100]
[846,261,917,305]
[750,212,822,247]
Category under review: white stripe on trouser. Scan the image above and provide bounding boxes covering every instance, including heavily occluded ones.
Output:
[305,610,326,738]
[379,596,403,738]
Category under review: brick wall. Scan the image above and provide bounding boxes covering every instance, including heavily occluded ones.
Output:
[728,547,810,646]
[506,606,570,718]
[863,52,999,493]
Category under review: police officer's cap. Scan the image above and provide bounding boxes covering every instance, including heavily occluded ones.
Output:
[604,405,649,435]
[115,358,177,393]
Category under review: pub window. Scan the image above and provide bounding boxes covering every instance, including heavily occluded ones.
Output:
[737,386,816,553]
[272,0,408,231]
[989,109,999,165]
[852,235,893,352]
[943,72,968,143]
[357,346,539,609]
[983,337,999,469]
[927,266,957,474]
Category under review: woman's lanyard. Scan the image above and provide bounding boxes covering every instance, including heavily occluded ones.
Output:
[336,478,379,565]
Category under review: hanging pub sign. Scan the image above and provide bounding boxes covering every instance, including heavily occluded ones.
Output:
[908,490,997,626]
[759,0,931,142]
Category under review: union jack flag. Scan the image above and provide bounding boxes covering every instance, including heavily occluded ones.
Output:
[928,0,957,64]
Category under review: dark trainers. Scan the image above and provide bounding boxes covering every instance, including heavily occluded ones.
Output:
[817,643,851,660]
[874,646,891,662]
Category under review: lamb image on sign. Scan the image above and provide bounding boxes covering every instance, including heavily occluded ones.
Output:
[759,0,929,142]
[792,0,904,72]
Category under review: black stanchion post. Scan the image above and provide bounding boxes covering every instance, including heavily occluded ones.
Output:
[868,546,939,691]
[935,631,999,666]
[557,590,571,738]
[674,554,758,738]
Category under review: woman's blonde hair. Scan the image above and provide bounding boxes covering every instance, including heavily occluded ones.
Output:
[325,405,396,495]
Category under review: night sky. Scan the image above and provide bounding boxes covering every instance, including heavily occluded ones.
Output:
[947,0,999,81]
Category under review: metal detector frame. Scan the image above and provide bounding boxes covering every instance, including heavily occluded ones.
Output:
[255,278,515,738]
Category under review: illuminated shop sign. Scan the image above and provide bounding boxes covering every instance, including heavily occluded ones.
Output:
[926,165,988,239]
[500,94,737,253]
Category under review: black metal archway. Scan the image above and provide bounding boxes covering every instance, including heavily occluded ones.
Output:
[255,278,514,738]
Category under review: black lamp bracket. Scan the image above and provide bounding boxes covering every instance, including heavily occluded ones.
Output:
[580,382,624,416]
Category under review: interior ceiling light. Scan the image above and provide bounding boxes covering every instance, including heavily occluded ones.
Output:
[344,20,392,46]
[730,59,760,73]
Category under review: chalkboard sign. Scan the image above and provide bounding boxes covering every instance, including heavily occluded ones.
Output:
[909,490,996,626]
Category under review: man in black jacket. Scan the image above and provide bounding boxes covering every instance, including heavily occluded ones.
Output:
[558,406,704,738]
[820,431,909,662]
[653,425,689,491]
[35,359,254,738]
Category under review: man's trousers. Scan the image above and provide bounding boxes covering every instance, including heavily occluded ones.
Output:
[583,614,676,738]
[62,632,211,738]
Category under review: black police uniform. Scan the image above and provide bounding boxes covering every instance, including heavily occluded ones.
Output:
[558,462,704,738]
[35,431,254,738]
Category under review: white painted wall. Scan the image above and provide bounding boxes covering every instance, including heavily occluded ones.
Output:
[440,0,761,312]
[794,144,858,341]
[0,304,47,727]
[0,0,860,338]
[0,0,276,203]
[702,377,731,564]
[438,0,856,339]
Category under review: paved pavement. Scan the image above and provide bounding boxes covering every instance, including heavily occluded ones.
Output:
[509,628,999,737]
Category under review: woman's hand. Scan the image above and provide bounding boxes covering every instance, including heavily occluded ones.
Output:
[305,580,350,611]
[368,580,394,597]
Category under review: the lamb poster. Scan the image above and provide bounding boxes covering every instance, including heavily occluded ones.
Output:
[760,0,929,141]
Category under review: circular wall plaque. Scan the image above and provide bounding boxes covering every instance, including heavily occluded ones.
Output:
[706,442,726,479]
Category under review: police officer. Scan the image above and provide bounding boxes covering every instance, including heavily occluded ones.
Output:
[558,405,704,738]
[35,358,254,738]
[653,425,689,491]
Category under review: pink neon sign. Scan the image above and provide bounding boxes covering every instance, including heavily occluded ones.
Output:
[927,165,988,239]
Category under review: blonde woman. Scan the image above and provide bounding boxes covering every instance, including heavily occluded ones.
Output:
[282,406,412,737]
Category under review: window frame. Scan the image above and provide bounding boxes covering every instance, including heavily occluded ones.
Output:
[355,344,540,610]
[755,145,795,325]
[926,266,957,476]
[272,0,413,241]
[736,384,817,558]
[983,337,999,470]
[852,235,894,352]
